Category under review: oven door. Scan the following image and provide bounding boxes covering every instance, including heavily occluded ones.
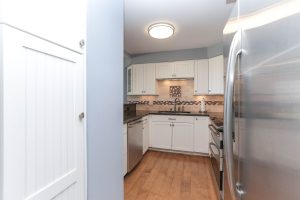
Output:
[209,124,223,148]
[209,142,222,191]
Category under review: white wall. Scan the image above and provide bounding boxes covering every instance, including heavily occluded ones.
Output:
[87,0,123,199]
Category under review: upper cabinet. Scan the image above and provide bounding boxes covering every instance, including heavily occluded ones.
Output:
[127,64,157,95]
[127,66,133,95]
[194,56,224,95]
[155,62,174,79]
[156,60,195,79]
[208,55,224,94]
[194,59,209,94]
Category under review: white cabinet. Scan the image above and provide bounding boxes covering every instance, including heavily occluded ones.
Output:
[123,124,128,176]
[156,60,194,79]
[150,115,195,152]
[173,60,195,78]
[133,65,144,94]
[156,62,174,79]
[150,121,173,149]
[194,117,209,154]
[128,64,156,95]
[143,64,156,95]
[209,55,224,94]
[142,116,150,154]
[172,122,194,152]
[194,59,209,95]
[127,66,133,94]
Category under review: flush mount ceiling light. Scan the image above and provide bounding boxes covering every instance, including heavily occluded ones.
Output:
[148,23,175,39]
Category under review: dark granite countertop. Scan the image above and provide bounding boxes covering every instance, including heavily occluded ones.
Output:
[124,111,223,130]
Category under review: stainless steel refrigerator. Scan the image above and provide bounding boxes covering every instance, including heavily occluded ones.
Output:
[223,0,300,199]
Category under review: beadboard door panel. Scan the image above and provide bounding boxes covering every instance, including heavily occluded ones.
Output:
[1,25,85,200]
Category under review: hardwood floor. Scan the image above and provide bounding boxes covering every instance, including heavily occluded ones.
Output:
[124,150,219,200]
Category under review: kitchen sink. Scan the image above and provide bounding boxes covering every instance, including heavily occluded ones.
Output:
[158,111,191,115]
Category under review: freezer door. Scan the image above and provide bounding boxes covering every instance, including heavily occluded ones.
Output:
[238,0,300,199]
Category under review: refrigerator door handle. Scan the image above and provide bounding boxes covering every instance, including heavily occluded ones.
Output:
[224,29,244,198]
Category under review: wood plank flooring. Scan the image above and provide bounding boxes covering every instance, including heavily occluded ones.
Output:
[124,150,219,200]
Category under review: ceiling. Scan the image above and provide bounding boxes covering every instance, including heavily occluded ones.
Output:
[124,0,233,55]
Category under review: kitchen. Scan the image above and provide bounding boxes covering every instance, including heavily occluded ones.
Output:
[123,0,300,200]
[123,0,230,199]
[0,0,300,200]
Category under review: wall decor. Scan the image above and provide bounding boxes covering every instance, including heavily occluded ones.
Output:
[169,86,181,97]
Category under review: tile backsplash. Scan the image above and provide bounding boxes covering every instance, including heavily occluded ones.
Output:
[127,80,224,112]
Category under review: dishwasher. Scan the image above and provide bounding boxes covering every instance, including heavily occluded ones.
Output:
[127,119,143,172]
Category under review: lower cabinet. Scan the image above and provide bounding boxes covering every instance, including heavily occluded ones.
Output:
[194,117,209,153]
[123,123,127,176]
[172,122,194,152]
[150,121,172,149]
[149,115,209,154]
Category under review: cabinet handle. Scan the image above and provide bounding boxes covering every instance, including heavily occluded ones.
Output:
[168,118,176,120]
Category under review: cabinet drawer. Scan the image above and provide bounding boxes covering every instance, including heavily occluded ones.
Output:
[151,115,194,123]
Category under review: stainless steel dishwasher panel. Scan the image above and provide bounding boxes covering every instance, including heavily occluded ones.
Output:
[127,119,143,172]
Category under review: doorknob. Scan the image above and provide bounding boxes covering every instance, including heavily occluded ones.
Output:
[79,112,85,120]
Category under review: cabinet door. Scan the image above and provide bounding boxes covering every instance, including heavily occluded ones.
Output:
[156,62,174,79]
[143,64,156,95]
[127,66,133,95]
[194,117,209,153]
[142,117,149,154]
[194,59,209,94]
[1,26,85,200]
[150,122,172,149]
[132,64,144,94]
[209,55,224,94]
[174,60,195,78]
[172,123,194,152]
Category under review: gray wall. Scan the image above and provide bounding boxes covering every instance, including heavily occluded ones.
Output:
[207,42,223,58]
[131,48,207,64]
[87,0,123,199]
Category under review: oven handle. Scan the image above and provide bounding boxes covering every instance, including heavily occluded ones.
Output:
[208,124,220,137]
[224,29,244,198]
[209,142,220,160]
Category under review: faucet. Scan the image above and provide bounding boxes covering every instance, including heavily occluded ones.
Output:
[174,98,181,112]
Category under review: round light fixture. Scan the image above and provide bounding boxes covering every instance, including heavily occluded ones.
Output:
[148,23,175,39]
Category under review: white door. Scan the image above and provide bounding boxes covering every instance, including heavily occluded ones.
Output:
[155,62,174,79]
[172,123,194,152]
[194,117,209,153]
[150,122,172,149]
[132,65,144,94]
[209,55,224,94]
[194,59,209,94]
[1,25,85,200]
[173,60,195,78]
[143,64,156,95]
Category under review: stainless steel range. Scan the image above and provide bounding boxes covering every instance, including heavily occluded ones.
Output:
[209,119,224,199]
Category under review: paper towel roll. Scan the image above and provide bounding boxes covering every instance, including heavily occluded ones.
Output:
[200,98,206,112]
